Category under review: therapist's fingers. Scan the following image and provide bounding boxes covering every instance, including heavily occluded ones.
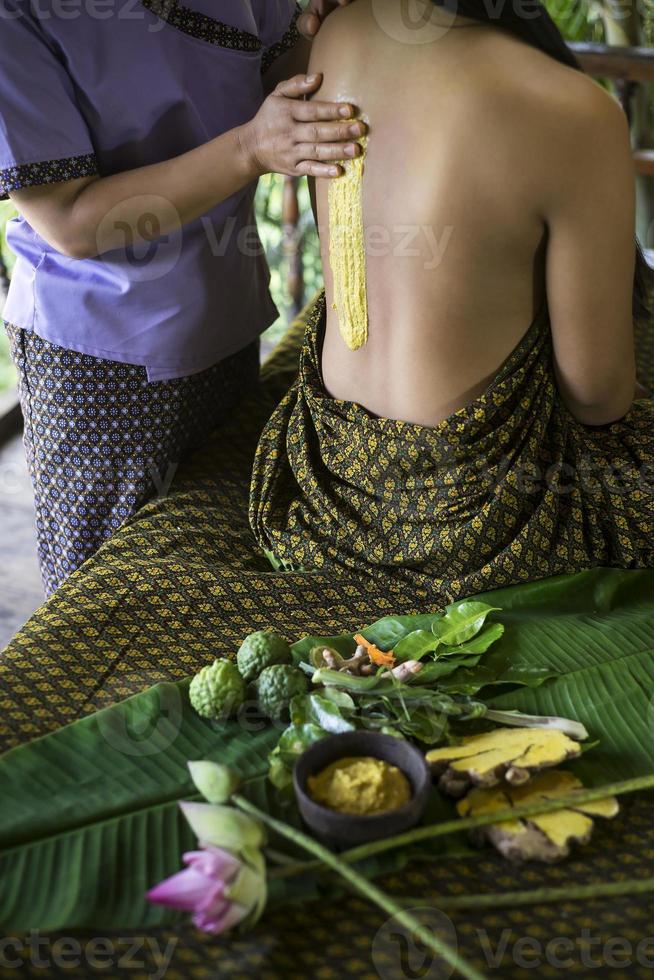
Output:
[293,99,355,122]
[295,120,366,146]
[295,141,361,164]
[275,73,324,99]
[244,71,364,179]
[297,10,320,39]
[298,0,353,40]
[296,160,343,178]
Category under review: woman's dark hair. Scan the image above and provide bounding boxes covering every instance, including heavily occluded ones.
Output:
[432,0,651,322]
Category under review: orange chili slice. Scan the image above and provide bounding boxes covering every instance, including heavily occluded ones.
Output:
[354,633,396,667]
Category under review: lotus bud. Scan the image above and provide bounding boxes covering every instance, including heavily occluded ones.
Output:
[188,760,241,804]
[179,802,266,853]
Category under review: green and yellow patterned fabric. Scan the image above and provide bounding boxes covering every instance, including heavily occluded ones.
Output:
[252,293,654,599]
[2,299,654,979]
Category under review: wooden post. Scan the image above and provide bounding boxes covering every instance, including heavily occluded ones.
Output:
[282,175,304,319]
[615,77,638,125]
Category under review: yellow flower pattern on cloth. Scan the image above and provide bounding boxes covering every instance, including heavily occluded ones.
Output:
[3,301,654,979]
[250,292,654,595]
[328,132,369,350]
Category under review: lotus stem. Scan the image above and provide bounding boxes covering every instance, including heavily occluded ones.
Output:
[233,794,488,980]
[270,772,654,881]
[413,876,654,912]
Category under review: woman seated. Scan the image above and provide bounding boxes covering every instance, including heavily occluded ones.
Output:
[250,0,654,601]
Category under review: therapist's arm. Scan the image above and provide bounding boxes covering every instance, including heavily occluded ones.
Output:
[10,74,363,260]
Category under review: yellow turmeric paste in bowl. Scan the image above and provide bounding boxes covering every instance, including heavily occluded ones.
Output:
[294,732,431,845]
[308,755,411,816]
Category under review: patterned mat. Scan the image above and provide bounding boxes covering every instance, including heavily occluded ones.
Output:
[1,309,653,979]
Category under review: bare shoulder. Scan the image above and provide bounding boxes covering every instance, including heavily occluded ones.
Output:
[308,0,368,58]
[471,37,633,191]
[522,55,633,207]
[536,58,630,146]
[307,0,371,86]
[477,33,628,137]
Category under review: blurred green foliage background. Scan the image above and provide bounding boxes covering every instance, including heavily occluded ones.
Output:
[0,1,648,394]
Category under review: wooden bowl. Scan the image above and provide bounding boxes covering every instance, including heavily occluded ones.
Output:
[293,731,432,847]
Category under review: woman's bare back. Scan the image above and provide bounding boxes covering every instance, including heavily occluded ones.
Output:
[310,0,636,426]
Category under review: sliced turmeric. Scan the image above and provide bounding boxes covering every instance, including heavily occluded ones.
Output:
[426,727,582,797]
[354,633,395,668]
[457,770,619,863]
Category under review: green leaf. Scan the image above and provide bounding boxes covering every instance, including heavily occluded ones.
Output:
[395,622,504,662]
[321,688,357,713]
[437,663,557,696]
[291,693,356,735]
[292,633,357,665]
[361,615,445,650]
[393,630,440,661]
[4,568,654,934]
[483,709,588,741]
[437,623,505,656]
[417,657,482,685]
[291,614,452,665]
[0,681,279,932]
[431,601,501,646]
[309,646,345,670]
[275,722,327,765]
[391,705,450,745]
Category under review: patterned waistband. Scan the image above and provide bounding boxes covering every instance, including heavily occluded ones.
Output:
[296,290,554,452]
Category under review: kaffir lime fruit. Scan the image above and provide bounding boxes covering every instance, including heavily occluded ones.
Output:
[236,631,292,683]
[256,664,307,721]
[189,659,246,720]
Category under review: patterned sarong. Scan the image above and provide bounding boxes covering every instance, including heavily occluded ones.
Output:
[251,293,654,600]
[3,307,654,980]
[6,324,260,596]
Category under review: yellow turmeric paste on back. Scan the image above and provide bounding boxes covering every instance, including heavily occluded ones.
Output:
[308,755,411,816]
[328,133,369,351]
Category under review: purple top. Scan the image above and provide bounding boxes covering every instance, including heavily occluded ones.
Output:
[0,0,299,379]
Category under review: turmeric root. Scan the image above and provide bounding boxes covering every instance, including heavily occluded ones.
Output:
[426,727,583,798]
[457,769,619,862]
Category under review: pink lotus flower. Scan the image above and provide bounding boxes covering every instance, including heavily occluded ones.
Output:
[147,845,251,934]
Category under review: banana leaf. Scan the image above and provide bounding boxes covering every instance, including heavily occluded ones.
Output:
[2,567,654,933]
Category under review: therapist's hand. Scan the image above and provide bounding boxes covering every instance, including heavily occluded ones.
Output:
[298,0,353,39]
[239,73,365,179]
